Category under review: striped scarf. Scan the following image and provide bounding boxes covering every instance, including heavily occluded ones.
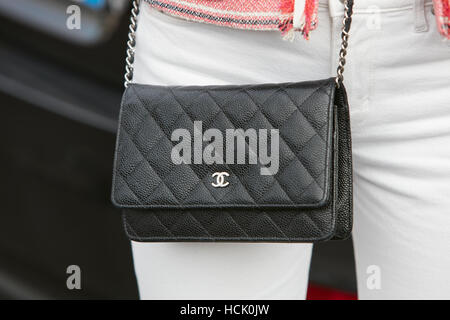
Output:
[144,0,449,40]
[433,0,450,38]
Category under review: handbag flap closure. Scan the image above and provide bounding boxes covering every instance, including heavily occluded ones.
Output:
[112,78,336,209]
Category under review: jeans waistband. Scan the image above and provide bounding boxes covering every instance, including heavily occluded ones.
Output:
[322,0,433,15]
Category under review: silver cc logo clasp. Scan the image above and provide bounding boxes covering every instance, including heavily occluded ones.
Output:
[212,172,229,188]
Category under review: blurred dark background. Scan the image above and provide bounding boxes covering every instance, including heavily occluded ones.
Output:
[0,0,356,299]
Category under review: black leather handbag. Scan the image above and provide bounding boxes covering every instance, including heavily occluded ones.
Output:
[112,0,354,242]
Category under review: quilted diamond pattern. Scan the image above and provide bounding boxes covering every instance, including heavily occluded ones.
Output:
[112,78,353,242]
[113,80,335,209]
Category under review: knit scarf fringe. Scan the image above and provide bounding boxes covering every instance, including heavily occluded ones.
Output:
[279,0,319,40]
[433,0,450,39]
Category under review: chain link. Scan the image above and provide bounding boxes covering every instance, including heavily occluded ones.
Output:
[124,0,352,88]
[124,0,140,88]
[336,0,353,88]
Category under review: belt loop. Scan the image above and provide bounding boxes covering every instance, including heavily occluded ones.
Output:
[414,0,429,32]
[329,0,344,17]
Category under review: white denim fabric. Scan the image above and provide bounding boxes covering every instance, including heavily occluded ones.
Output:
[130,0,450,300]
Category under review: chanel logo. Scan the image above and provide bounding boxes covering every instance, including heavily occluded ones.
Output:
[212,172,229,188]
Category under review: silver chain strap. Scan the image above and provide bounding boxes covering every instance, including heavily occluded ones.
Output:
[336,0,353,88]
[124,0,140,88]
[123,0,353,88]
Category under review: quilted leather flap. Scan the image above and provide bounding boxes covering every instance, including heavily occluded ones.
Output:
[112,78,336,209]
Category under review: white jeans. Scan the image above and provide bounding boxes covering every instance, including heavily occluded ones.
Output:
[130,0,450,299]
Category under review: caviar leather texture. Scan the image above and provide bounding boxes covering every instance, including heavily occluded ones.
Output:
[112,78,353,242]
